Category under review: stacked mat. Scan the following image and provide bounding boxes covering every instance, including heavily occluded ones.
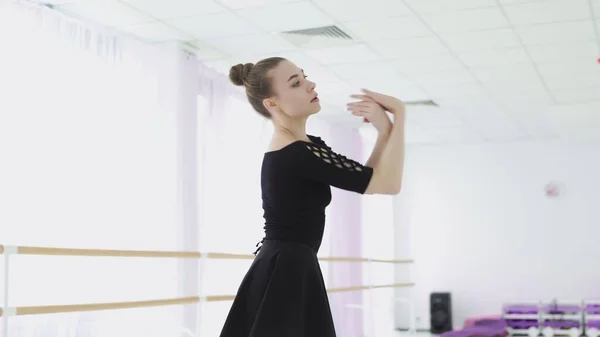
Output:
[440,318,508,337]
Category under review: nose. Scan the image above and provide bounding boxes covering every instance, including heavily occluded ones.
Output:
[308,79,316,91]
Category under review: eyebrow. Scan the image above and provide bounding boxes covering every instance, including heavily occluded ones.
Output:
[287,69,305,82]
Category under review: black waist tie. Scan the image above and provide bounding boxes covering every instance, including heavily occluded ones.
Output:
[252,223,324,255]
[253,238,265,255]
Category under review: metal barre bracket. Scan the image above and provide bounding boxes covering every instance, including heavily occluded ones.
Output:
[1,245,18,255]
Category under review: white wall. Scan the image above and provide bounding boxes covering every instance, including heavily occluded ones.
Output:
[394,139,600,330]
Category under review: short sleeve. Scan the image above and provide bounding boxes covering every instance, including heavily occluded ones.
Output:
[295,140,373,194]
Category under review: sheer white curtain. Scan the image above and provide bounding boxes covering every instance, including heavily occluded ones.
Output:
[195,65,271,336]
[0,2,188,336]
[359,129,397,336]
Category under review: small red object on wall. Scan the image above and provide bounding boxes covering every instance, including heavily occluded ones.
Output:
[544,181,561,198]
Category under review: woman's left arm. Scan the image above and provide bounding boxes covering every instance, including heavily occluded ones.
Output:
[365,127,391,168]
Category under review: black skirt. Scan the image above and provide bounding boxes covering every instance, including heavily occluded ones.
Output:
[219,239,337,337]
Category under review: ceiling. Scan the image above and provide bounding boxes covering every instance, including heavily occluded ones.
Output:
[42,0,600,144]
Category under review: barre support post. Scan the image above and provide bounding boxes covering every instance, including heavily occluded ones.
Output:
[3,245,18,337]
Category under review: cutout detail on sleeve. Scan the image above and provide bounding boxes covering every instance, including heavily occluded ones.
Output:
[305,144,365,172]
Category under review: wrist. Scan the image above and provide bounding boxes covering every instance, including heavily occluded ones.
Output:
[389,101,406,115]
[378,123,392,138]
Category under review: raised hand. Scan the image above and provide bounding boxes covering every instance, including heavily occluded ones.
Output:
[350,89,405,118]
[347,96,392,135]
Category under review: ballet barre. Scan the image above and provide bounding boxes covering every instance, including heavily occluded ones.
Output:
[1,244,414,336]
[0,245,413,263]
[0,284,415,316]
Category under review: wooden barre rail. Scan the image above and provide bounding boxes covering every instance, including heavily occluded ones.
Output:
[0,283,414,317]
[0,245,413,264]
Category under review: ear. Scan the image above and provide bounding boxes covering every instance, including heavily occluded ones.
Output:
[262,97,278,111]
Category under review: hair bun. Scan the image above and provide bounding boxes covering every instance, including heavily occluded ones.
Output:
[229,63,254,86]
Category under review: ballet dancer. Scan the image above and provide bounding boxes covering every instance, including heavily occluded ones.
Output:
[219,57,405,337]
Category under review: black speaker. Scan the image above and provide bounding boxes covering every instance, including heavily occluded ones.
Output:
[430,292,452,334]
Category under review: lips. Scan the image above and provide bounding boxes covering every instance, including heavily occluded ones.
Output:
[311,95,319,102]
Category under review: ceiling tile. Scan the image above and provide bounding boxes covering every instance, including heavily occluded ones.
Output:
[304,44,382,65]
[120,0,225,20]
[441,29,521,52]
[56,0,152,27]
[217,0,301,9]
[502,0,591,26]
[526,41,599,63]
[483,80,547,99]
[498,0,548,4]
[515,20,597,45]
[548,102,600,115]
[392,51,464,75]
[542,71,600,91]
[40,0,79,4]
[411,68,478,87]
[274,32,356,50]
[235,2,335,32]
[368,36,448,59]
[462,110,528,140]
[313,0,411,22]
[406,106,464,128]
[166,12,262,39]
[420,7,510,34]
[254,51,342,83]
[447,100,506,119]
[404,0,497,14]
[345,77,430,102]
[204,33,296,57]
[342,16,432,41]
[536,58,600,78]
[328,61,403,80]
[471,64,546,93]
[119,22,194,42]
[552,86,600,103]
[494,88,553,110]
[471,63,539,83]
[427,125,482,142]
[456,47,530,67]
[424,83,490,101]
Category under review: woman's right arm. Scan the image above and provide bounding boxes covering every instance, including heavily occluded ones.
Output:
[360,90,406,195]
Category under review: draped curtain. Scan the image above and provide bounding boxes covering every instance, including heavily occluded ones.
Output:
[0,1,378,335]
[0,2,189,336]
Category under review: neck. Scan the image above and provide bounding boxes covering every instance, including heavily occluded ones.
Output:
[272,116,309,141]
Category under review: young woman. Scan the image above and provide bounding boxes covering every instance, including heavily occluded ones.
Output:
[219,57,406,337]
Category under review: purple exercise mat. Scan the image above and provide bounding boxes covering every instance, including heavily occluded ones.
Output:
[587,320,600,329]
[544,305,581,314]
[504,304,539,314]
[475,320,508,328]
[587,304,600,315]
[541,320,581,329]
[506,320,538,329]
[441,326,507,337]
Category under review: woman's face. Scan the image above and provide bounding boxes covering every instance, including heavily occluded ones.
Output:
[264,60,321,118]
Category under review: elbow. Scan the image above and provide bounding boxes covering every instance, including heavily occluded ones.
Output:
[390,182,402,195]
[384,182,401,195]
[366,167,403,195]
